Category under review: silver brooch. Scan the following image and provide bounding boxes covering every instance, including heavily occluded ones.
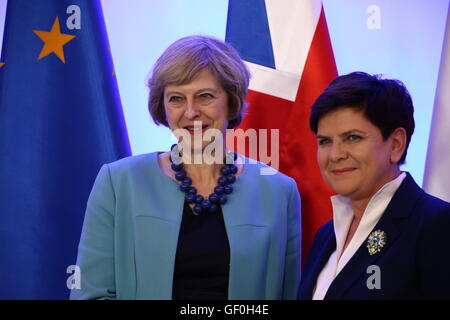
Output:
[366,229,387,255]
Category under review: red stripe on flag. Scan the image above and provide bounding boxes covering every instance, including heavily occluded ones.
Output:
[237,6,337,263]
[242,90,293,130]
[285,6,337,262]
[237,90,291,163]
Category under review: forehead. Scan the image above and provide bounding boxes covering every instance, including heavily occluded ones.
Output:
[164,68,222,93]
[317,107,379,135]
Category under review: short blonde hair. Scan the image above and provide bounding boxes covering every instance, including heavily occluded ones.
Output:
[147,35,250,129]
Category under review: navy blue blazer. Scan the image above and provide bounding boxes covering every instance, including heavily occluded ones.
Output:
[299,172,450,300]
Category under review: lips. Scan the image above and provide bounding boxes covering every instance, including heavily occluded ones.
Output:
[331,168,356,176]
[184,125,209,133]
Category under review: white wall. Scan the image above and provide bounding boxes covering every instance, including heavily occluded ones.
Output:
[101,0,229,154]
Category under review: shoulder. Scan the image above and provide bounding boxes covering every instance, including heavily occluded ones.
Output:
[106,152,157,170]
[403,171,450,221]
[415,191,450,229]
[97,152,164,189]
[418,191,450,213]
[103,152,159,176]
[394,172,450,226]
[397,175,450,240]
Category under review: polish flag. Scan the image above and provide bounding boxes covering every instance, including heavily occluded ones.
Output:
[424,3,450,202]
[226,0,337,260]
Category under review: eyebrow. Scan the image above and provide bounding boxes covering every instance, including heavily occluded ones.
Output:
[316,129,367,139]
[165,88,219,97]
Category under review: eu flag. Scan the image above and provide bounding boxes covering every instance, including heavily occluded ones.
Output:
[0,0,131,299]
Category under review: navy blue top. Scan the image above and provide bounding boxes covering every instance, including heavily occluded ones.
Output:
[172,202,230,300]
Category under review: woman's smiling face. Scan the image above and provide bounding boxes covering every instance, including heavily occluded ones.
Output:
[164,68,229,152]
[316,106,402,202]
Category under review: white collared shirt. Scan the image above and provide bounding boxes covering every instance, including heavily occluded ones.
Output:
[312,172,407,300]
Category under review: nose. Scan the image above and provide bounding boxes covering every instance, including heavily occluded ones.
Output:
[184,98,201,120]
[329,141,347,162]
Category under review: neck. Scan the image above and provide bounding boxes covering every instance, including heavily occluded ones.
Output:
[184,162,223,184]
[351,199,370,219]
[180,146,228,184]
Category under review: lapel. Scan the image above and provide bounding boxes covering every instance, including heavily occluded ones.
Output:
[221,160,271,299]
[133,153,185,299]
[324,173,423,299]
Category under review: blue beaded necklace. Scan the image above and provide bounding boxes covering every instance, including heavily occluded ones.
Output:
[170,144,238,215]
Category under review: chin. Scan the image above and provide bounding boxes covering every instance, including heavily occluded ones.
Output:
[187,141,217,154]
[328,181,357,198]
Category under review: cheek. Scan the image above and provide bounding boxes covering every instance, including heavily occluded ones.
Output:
[317,152,334,185]
[165,108,180,124]
[357,144,386,168]
[216,97,230,120]
[210,107,229,126]
[317,149,327,169]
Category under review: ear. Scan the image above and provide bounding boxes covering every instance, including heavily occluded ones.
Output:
[389,127,407,164]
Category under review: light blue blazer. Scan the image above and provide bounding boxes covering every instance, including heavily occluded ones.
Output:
[70,152,301,300]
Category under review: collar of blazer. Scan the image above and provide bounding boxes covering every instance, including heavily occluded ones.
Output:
[320,172,424,299]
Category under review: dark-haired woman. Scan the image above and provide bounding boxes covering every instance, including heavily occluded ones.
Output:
[299,72,450,300]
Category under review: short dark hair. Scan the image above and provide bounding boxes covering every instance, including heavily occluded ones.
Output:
[147,35,250,129]
[309,71,415,164]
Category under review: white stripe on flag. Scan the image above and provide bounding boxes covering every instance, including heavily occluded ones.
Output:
[246,61,301,101]
[423,3,450,201]
[247,0,322,101]
[265,0,321,73]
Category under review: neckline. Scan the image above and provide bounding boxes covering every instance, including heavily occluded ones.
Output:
[153,151,248,185]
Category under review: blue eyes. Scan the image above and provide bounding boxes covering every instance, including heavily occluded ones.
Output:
[318,138,331,145]
[347,134,362,141]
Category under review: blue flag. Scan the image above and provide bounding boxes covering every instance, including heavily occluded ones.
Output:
[0,0,131,299]
[226,0,275,69]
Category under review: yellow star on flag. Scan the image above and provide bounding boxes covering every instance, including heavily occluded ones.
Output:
[33,17,76,63]
[0,62,5,68]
